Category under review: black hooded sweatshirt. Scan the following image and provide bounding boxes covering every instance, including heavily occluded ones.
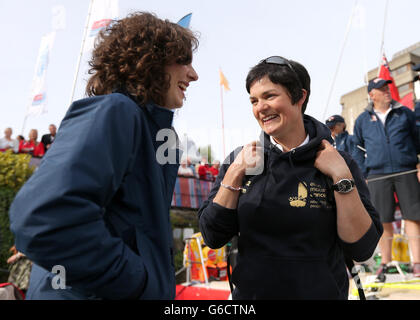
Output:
[198,115,383,300]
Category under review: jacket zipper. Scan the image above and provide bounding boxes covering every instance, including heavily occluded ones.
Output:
[383,111,395,171]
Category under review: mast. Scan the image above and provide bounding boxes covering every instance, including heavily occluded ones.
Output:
[69,0,94,105]
[377,0,390,77]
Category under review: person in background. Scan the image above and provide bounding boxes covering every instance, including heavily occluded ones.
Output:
[208,160,220,180]
[0,127,19,153]
[178,158,195,177]
[198,56,382,299]
[186,157,197,177]
[18,129,45,157]
[9,11,199,300]
[41,124,57,153]
[198,157,212,180]
[412,63,420,142]
[353,77,420,279]
[6,245,32,295]
[16,135,25,144]
[325,114,355,156]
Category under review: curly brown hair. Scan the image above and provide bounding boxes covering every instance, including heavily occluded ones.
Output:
[86,12,199,106]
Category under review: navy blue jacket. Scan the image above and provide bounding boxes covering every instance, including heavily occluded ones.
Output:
[353,100,420,178]
[198,116,382,300]
[335,131,356,157]
[415,101,420,143]
[9,93,180,299]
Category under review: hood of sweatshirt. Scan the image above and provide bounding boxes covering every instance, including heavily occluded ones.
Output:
[259,114,334,162]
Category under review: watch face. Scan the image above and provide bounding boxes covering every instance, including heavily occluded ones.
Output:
[339,179,352,192]
[335,179,354,193]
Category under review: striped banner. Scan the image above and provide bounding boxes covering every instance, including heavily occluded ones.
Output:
[172,177,214,209]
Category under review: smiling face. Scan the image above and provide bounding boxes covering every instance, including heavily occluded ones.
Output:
[250,76,306,144]
[29,129,38,141]
[163,63,198,109]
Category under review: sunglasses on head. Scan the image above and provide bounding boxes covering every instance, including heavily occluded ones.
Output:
[261,56,297,73]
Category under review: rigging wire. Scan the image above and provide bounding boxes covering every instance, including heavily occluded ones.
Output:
[322,0,359,121]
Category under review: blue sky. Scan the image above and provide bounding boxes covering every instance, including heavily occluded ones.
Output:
[1,0,419,161]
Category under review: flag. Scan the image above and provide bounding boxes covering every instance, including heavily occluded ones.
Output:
[83,0,119,53]
[177,13,192,29]
[378,53,400,101]
[26,31,56,116]
[400,92,414,110]
[69,0,119,102]
[219,69,230,91]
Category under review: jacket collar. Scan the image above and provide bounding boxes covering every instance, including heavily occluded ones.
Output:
[112,89,175,129]
[366,99,403,113]
[143,102,175,130]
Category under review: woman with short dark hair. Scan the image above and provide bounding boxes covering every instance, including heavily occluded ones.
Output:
[198,56,382,300]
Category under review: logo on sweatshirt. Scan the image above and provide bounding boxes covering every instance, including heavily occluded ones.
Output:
[289,181,333,209]
[289,182,308,207]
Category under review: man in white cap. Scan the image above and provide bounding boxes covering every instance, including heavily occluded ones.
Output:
[353,77,420,279]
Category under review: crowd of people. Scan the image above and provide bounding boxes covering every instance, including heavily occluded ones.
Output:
[177,157,220,181]
[0,124,57,158]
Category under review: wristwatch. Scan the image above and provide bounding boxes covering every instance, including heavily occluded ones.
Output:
[332,178,355,193]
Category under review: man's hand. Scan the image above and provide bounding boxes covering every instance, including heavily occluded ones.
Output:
[7,252,23,264]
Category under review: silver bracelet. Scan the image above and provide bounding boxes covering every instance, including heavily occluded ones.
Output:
[220,182,244,192]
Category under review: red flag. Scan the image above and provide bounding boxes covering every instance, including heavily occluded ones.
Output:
[378,53,400,101]
[400,92,414,110]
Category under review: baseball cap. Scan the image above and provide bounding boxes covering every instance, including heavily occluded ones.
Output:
[325,115,345,127]
[368,78,392,93]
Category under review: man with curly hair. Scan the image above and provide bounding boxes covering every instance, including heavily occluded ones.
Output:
[10,12,199,299]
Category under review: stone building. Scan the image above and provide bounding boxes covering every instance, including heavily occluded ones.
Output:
[340,42,420,133]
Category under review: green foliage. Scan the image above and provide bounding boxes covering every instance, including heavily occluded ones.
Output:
[198,144,216,164]
[170,209,199,231]
[0,151,34,282]
[0,187,17,282]
[0,150,35,191]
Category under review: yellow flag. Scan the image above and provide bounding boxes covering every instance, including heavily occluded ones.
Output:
[219,69,230,91]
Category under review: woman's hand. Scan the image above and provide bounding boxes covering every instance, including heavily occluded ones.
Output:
[231,141,264,177]
[314,140,352,183]
[213,141,264,209]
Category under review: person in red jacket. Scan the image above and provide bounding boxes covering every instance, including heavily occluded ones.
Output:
[198,157,210,180]
[208,160,220,180]
[19,129,45,157]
